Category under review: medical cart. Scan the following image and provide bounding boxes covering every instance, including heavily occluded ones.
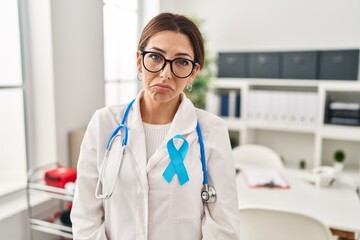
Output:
[27,163,73,239]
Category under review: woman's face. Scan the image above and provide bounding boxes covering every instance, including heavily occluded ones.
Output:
[136,30,200,104]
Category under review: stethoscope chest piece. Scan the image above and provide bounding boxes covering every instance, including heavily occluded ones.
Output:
[201,184,216,203]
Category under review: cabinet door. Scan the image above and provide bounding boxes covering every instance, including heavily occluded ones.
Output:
[281,51,318,79]
[218,52,247,78]
[248,52,280,78]
[319,50,359,80]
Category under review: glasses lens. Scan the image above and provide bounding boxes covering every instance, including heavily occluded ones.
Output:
[172,59,193,78]
[143,52,194,78]
[143,52,165,72]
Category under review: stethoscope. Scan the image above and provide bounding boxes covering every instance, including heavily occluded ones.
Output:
[95,99,216,203]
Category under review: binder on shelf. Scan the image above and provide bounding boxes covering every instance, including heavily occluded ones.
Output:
[219,90,241,118]
[326,101,360,126]
[270,91,284,123]
[247,91,256,121]
[251,91,263,121]
[329,117,360,126]
[228,90,237,118]
[275,91,289,123]
[257,90,271,122]
[331,110,360,119]
[306,92,319,126]
[220,93,229,117]
[329,102,360,111]
[235,93,241,118]
[287,92,302,124]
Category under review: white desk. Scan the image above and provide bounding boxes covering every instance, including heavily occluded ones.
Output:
[236,166,360,240]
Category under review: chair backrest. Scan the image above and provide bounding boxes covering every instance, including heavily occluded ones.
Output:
[232,144,284,170]
[239,207,333,240]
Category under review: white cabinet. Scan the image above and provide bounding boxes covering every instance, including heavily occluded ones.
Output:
[27,164,73,239]
[208,78,360,175]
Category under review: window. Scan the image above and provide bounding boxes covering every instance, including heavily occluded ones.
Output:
[0,0,27,195]
[103,0,139,106]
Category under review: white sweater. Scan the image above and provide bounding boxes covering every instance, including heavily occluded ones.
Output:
[143,122,171,160]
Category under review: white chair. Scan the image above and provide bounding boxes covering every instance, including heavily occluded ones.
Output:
[232,144,284,170]
[239,207,333,240]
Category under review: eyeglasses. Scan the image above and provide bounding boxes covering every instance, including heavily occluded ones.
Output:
[140,51,198,79]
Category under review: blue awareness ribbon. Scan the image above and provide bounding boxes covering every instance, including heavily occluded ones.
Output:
[162,135,189,185]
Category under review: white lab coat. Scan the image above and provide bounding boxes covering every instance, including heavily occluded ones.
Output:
[71,91,240,240]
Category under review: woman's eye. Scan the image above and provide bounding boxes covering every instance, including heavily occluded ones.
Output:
[175,59,190,67]
[149,53,162,61]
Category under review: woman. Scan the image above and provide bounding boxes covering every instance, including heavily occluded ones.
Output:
[71,13,240,240]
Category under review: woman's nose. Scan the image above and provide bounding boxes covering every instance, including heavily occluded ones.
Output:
[160,62,172,79]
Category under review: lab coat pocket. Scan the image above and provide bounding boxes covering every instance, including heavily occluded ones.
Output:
[169,173,203,223]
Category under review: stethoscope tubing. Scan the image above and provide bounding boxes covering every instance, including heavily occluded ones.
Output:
[95,98,215,202]
[196,123,208,185]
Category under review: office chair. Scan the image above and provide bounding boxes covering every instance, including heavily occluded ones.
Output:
[239,207,333,240]
[232,144,284,170]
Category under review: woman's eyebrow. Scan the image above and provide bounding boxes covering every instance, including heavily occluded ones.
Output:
[149,47,192,58]
[150,47,166,54]
[175,52,192,58]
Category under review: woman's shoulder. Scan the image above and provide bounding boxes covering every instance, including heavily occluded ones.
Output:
[92,104,127,123]
[195,108,226,129]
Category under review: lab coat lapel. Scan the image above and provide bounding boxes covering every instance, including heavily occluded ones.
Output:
[146,94,198,173]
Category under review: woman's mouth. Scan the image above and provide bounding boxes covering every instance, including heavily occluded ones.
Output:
[152,83,174,92]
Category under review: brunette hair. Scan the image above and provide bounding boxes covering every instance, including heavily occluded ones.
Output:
[138,13,205,70]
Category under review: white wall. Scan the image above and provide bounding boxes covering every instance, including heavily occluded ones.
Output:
[25,0,57,170]
[160,0,360,52]
[50,0,105,165]
[25,0,105,168]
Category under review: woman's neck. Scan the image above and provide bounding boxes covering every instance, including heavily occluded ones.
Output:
[140,95,181,124]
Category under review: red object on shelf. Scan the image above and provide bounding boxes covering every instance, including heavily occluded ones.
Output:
[44,167,77,188]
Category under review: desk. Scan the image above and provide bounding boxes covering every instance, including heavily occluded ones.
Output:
[236,166,360,240]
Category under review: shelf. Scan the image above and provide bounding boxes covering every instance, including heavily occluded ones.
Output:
[246,122,316,134]
[321,125,360,142]
[212,79,246,89]
[214,78,320,88]
[28,182,74,201]
[30,218,72,239]
[211,77,360,186]
[246,79,319,87]
[27,163,74,240]
[223,117,243,130]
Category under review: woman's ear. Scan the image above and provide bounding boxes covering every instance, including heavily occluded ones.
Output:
[189,64,201,82]
[136,51,142,72]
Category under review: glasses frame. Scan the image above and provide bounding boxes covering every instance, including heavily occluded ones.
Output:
[140,50,199,79]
